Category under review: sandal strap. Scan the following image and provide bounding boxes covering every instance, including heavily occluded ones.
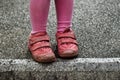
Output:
[29,35,50,45]
[30,42,51,51]
[56,32,76,39]
[59,38,78,46]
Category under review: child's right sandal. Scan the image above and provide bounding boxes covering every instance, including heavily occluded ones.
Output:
[28,32,56,62]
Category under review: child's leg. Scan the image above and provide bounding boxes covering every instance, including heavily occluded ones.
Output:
[30,0,50,33]
[55,0,74,32]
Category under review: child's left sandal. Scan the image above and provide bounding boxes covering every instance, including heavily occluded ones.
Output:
[56,28,79,58]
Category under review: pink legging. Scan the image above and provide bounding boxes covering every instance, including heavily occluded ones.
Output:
[30,0,73,33]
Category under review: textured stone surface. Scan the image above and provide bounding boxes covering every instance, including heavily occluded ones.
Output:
[0,58,119,80]
[0,58,120,72]
[0,71,120,80]
[0,0,120,59]
[0,0,120,80]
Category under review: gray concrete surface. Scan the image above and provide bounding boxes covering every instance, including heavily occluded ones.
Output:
[0,71,120,80]
[0,0,120,80]
[0,0,120,59]
[0,58,120,72]
[0,58,120,80]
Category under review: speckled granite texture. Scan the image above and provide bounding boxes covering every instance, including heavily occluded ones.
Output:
[0,58,120,72]
[0,71,120,80]
[0,0,120,80]
[0,0,120,59]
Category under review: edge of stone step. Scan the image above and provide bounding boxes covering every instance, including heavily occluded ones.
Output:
[0,58,120,72]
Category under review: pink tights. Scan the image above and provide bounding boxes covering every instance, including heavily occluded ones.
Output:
[30,0,73,33]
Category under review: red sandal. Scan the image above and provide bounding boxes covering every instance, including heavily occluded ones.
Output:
[28,32,56,62]
[56,28,78,58]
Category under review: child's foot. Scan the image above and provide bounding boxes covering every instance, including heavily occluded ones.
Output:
[28,32,56,62]
[56,28,78,58]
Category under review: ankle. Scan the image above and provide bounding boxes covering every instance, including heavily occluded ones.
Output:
[31,31,47,35]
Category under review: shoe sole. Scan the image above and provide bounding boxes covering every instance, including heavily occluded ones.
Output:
[28,48,56,63]
[33,54,56,63]
[59,50,78,58]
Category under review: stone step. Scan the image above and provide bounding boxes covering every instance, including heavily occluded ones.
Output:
[0,0,120,59]
[0,58,120,80]
[0,58,120,72]
[1,0,120,79]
